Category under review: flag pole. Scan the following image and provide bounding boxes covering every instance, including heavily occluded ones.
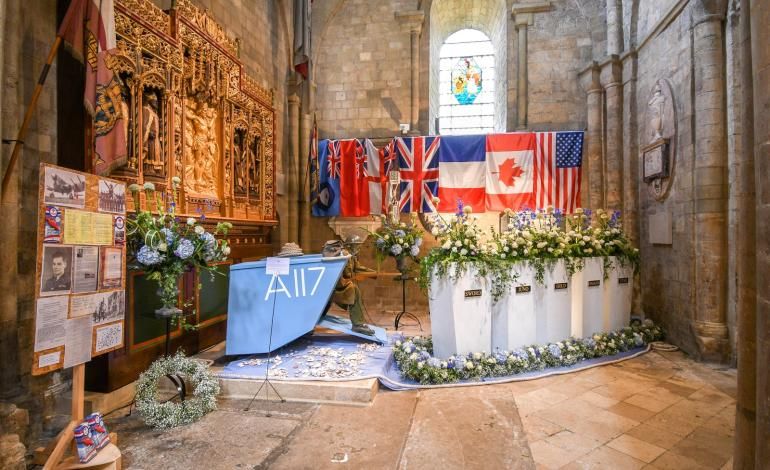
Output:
[1,36,63,201]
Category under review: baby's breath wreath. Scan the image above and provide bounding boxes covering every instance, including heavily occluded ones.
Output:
[135,351,220,429]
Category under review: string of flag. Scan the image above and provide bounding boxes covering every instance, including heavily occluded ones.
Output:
[310,131,584,217]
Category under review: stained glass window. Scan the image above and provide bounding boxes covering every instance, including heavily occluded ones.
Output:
[439,29,495,135]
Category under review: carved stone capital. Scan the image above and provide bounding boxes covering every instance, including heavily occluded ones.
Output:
[599,56,622,88]
[578,62,602,94]
[395,10,425,34]
[511,2,552,28]
[692,0,728,26]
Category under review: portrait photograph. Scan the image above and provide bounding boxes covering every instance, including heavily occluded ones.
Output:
[43,167,85,209]
[40,246,73,296]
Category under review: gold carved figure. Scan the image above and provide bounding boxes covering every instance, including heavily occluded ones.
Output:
[142,92,164,174]
[184,98,219,196]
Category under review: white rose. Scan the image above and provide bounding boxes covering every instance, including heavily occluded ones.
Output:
[455,240,462,247]
[537,242,547,249]
[460,248,468,256]
[194,225,205,235]
[187,217,196,225]
[223,246,231,255]
[583,235,591,242]
[431,228,439,236]
[158,242,168,252]
[452,247,458,252]
[442,241,452,249]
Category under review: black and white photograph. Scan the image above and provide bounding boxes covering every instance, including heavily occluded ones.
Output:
[43,166,85,209]
[70,291,125,325]
[72,246,99,293]
[40,246,73,296]
[98,179,126,213]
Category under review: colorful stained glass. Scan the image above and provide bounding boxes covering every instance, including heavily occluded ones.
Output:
[451,57,483,105]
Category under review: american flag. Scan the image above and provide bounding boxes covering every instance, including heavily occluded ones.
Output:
[396,136,441,213]
[534,131,584,213]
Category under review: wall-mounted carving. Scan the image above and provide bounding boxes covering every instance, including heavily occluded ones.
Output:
[642,79,676,201]
[105,0,276,223]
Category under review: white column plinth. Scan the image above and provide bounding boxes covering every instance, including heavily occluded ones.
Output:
[429,265,492,358]
[604,256,633,331]
[571,257,605,338]
[537,259,573,343]
[491,262,536,351]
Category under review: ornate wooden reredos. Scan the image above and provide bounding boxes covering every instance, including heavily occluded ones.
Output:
[107,0,276,223]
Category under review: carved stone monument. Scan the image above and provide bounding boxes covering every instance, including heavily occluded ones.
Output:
[641,79,676,200]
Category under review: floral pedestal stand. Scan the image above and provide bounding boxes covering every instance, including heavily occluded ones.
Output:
[394,257,422,330]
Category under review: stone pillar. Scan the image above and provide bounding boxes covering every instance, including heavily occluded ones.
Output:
[579,63,604,209]
[750,0,770,462]
[600,57,623,211]
[298,111,311,250]
[511,3,553,130]
[395,11,424,134]
[606,0,624,56]
[692,1,729,361]
[287,93,300,244]
[621,51,641,314]
[733,0,757,465]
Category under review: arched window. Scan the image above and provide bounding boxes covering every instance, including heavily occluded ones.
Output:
[438,29,495,135]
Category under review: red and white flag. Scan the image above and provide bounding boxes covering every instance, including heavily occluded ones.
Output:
[59,0,126,175]
[485,133,537,211]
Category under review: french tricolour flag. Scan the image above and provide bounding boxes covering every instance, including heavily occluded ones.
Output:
[485,133,537,211]
[437,135,486,212]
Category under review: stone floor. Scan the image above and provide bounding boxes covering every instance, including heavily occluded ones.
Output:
[105,344,736,469]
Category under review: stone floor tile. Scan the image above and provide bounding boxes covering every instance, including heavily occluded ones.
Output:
[667,428,733,468]
[657,379,700,397]
[607,402,656,422]
[516,392,556,417]
[577,390,621,409]
[571,445,646,470]
[522,415,565,442]
[642,412,701,438]
[607,434,667,463]
[546,430,601,456]
[623,423,683,450]
[591,381,643,401]
[623,387,682,413]
[687,386,736,409]
[650,450,707,470]
[529,440,580,469]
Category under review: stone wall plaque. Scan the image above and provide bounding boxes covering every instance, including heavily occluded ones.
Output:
[643,79,676,201]
[649,211,673,245]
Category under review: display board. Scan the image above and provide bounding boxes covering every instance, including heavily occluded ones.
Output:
[32,163,127,375]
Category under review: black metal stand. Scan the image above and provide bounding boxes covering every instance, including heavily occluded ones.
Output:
[245,279,285,415]
[394,274,422,330]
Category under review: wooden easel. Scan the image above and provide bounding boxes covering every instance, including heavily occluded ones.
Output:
[41,364,122,470]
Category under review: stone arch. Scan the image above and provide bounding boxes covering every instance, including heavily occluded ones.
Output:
[429,0,507,134]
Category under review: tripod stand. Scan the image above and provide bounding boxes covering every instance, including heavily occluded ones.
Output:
[394,273,422,330]
[245,274,285,416]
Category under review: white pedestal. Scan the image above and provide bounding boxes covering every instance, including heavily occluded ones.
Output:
[536,259,573,343]
[571,257,605,338]
[604,256,633,331]
[429,265,492,358]
[491,262,536,351]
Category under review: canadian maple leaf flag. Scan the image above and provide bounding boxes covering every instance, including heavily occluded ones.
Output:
[485,133,537,211]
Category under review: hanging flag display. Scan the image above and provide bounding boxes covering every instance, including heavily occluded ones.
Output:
[485,133,537,211]
[437,135,486,212]
[396,136,441,213]
[309,131,583,217]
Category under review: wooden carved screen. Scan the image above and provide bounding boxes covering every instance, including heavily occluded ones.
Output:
[107,0,275,223]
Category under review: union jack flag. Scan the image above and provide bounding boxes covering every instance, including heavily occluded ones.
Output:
[355,141,367,179]
[327,140,341,179]
[396,136,441,213]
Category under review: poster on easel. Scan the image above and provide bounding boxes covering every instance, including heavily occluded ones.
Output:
[32,163,127,375]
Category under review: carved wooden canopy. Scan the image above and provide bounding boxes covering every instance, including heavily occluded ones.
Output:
[107,0,275,223]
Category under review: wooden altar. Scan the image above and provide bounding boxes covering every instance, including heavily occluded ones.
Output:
[86,0,277,392]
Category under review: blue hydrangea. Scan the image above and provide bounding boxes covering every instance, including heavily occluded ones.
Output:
[494,351,509,363]
[402,341,414,353]
[512,349,528,361]
[419,350,431,361]
[160,228,175,245]
[427,357,441,368]
[633,333,644,347]
[414,237,422,247]
[199,231,216,248]
[390,244,403,256]
[548,344,562,358]
[453,357,466,370]
[375,238,385,247]
[395,230,406,238]
[174,238,195,259]
[136,245,164,266]
[584,338,596,349]
[410,245,420,257]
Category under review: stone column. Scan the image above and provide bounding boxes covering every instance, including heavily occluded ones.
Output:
[606,0,624,56]
[692,1,729,361]
[579,63,603,209]
[511,3,553,130]
[299,111,311,250]
[600,57,623,211]
[287,93,300,244]
[733,0,757,465]
[750,0,770,462]
[395,11,424,134]
[621,51,641,314]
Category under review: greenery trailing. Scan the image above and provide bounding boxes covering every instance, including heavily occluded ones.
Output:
[393,320,665,385]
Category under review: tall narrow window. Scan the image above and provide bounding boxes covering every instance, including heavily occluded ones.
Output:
[438,29,495,135]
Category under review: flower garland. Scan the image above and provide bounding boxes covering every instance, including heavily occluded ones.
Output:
[135,351,220,429]
[392,320,664,385]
